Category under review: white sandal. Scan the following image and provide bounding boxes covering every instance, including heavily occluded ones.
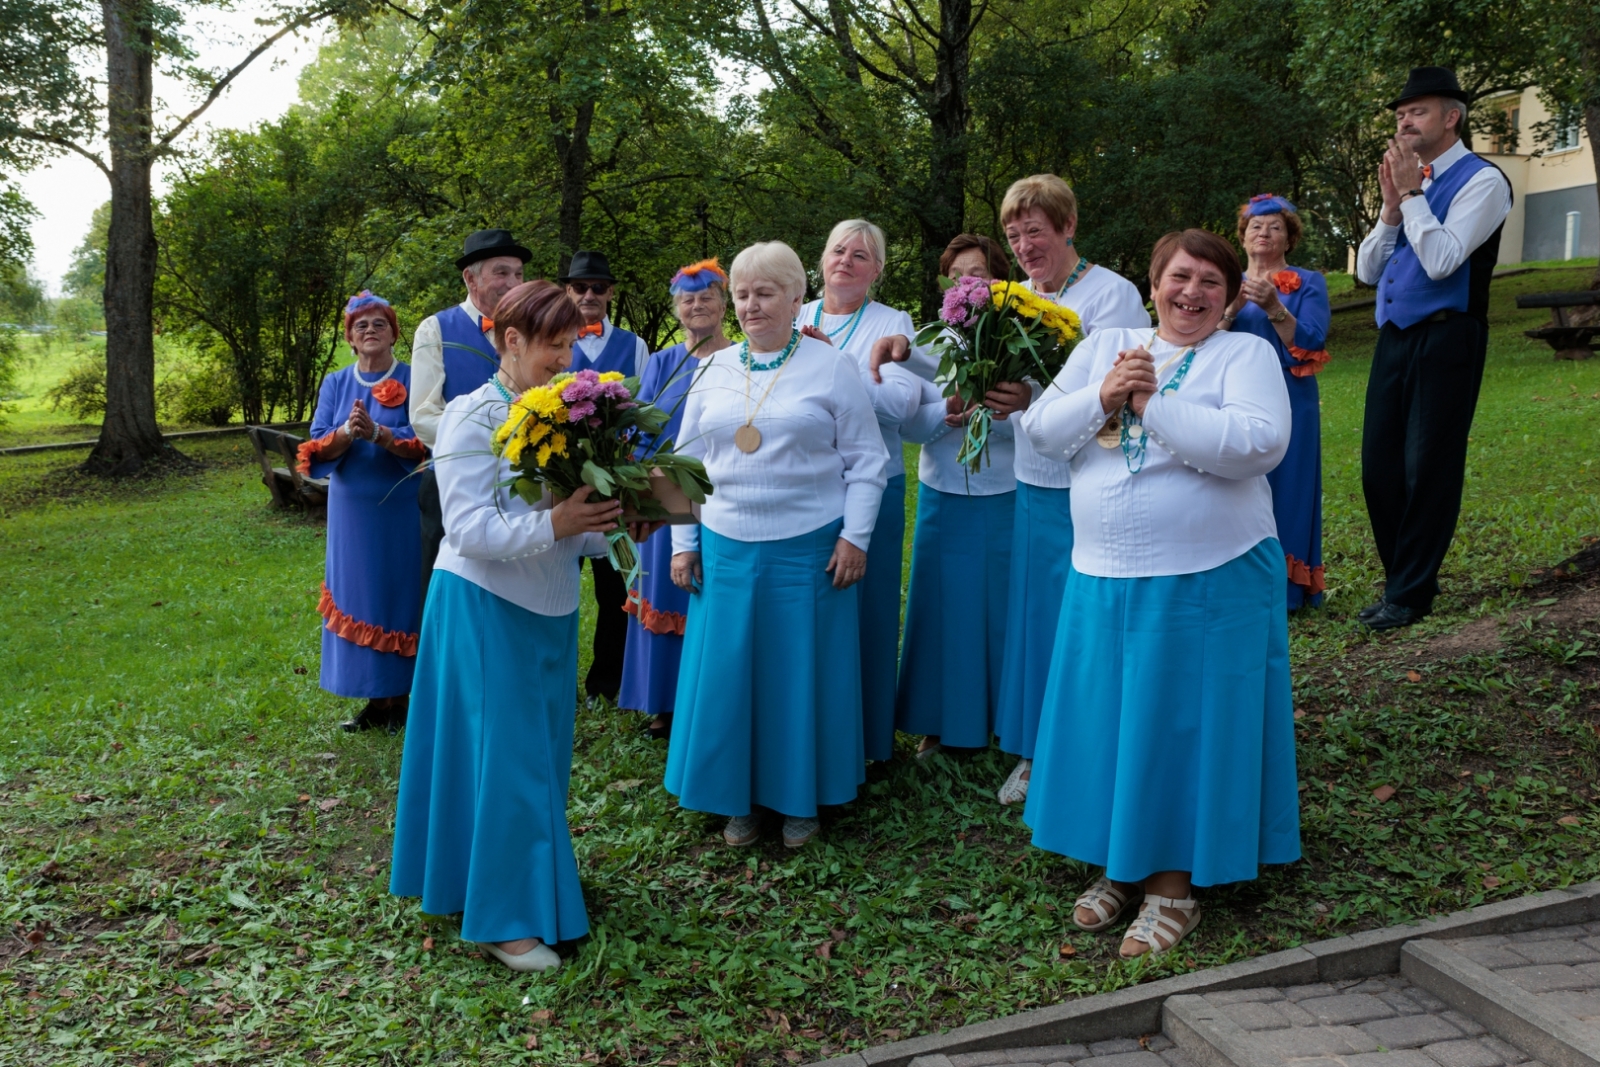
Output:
[997,758,1031,805]
[1119,895,1202,958]
[1072,877,1137,932]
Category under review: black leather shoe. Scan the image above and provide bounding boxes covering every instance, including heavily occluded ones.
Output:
[384,698,408,736]
[340,700,385,732]
[1363,602,1424,632]
[1357,596,1388,622]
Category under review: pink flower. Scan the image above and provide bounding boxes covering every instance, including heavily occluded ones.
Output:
[939,275,993,328]
[568,401,597,422]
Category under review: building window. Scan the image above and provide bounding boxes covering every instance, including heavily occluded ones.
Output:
[1554,106,1582,151]
[1489,103,1522,154]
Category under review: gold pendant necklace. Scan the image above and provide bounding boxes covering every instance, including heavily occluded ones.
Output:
[738,331,800,453]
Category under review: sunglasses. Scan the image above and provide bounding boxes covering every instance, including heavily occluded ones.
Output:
[568,282,613,296]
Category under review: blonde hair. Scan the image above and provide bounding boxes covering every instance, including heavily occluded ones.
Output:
[1001,174,1078,233]
[818,219,886,295]
[728,241,808,303]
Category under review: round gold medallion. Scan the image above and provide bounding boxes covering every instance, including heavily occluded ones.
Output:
[1095,415,1121,448]
[735,424,762,453]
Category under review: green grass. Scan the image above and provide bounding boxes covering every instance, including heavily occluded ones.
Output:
[1,268,1599,1065]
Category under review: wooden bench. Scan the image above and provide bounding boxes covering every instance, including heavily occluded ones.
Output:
[1516,290,1600,361]
[246,426,329,514]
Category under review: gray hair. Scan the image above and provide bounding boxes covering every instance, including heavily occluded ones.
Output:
[728,241,808,304]
[818,219,886,295]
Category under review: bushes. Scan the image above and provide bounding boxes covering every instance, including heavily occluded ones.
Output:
[46,346,240,427]
[44,351,106,420]
[0,325,20,425]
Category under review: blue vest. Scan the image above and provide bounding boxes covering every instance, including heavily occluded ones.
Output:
[436,304,499,402]
[572,324,640,377]
[1376,153,1502,330]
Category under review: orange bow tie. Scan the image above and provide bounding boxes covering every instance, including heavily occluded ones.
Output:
[1421,164,1432,180]
[577,322,604,338]
[479,316,494,333]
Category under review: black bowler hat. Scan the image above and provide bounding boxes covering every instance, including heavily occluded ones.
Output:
[455,229,533,271]
[1387,66,1469,110]
[558,250,618,284]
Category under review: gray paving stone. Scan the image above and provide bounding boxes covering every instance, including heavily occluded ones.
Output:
[1144,1037,1173,1053]
[1257,1025,1381,1057]
[1351,979,1397,994]
[949,1055,1010,1067]
[1420,1039,1509,1067]
[1218,1001,1292,1031]
[1359,1013,1465,1049]
[1454,935,1509,947]
[1509,925,1587,942]
[1344,1051,1441,1067]
[1203,987,1285,1005]
[1507,938,1600,965]
[1378,990,1427,1016]
[1477,1036,1529,1065]
[1156,1051,1193,1067]
[1497,965,1596,992]
[1453,942,1533,970]
[1010,1049,1086,1063]
[1533,988,1600,1019]
[1278,1059,1344,1067]
[1569,961,1600,984]
[1086,1040,1146,1056]
[1276,1000,1318,1026]
[1284,983,1341,1002]
[1072,1052,1163,1067]
[1405,987,1449,1013]
[1439,1011,1485,1037]
[1300,994,1400,1025]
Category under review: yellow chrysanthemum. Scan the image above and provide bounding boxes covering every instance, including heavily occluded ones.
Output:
[549,432,569,458]
[598,371,624,383]
[536,442,554,466]
[524,421,551,446]
[503,434,527,465]
[493,409,530,454]
[520,385,568,422]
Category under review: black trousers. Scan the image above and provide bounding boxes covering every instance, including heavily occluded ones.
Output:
[584,556,628,700]
[419,465,444,602]
[1360,314,1487,613]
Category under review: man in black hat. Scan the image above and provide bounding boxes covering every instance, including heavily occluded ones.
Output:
[409,229,532,597]
[559,249,649,705]
[1354,67,1512,631]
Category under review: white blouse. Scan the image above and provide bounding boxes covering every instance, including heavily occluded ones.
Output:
[670,335,890,554]
[432,382,610,616]
[799,299,931,481]
[1014,267,1152,489]
[1018,327,1290,578]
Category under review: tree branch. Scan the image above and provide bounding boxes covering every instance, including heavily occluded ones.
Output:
[14,131,111,178]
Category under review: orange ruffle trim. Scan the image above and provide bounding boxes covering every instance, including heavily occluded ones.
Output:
[1272,270,1302,294]
[370,379,407,407]
[389,437,427,462]
[1288,346,1329,378]
[317,582,418,657]
[1286,554,1326,596]
[623,594,687,636]
[297,431,340,475]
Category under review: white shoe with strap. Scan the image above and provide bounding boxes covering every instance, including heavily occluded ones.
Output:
[997,758,1031,805]
[1119,895,1201,959]
[1072,877,1136,932]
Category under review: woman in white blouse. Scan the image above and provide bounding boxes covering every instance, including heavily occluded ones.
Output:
[798,219,942,765]
[1018,230,1300,959]
[667,241,890,850]
[390,280,657,974]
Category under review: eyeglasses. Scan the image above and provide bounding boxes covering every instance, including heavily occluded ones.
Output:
[568,282,612,296]
[351,321,391,334]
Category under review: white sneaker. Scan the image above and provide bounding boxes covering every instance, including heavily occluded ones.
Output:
[480,940,561,973]
[997,758,1031,805]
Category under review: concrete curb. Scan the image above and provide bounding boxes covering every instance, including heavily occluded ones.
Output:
[1402,939,1600,1067]
[1162,994,1279,1067]
[812,881,1600,1067]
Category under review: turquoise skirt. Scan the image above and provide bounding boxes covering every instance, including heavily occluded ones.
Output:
[667,520,865,817]
[860,475,906,762]
[895,486,1015,748]
[389,571,589,944]
[995,483,1074,759]
[1023,539,1301,886]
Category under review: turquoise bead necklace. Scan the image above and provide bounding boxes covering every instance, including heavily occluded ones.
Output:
[738,328,801,372]
[810,298,869,350]
[1119,332,1204,474]
[492,375,517,404]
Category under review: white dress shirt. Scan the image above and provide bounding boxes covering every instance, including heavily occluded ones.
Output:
[1019,328,1290,578]
[432,382,609,616]
[1356,138,1513,285]
[408,296,486,450]
[670,335,890,555]
[573,318,650,378]
[906,328,1016,496]
[1014,267,1152,489]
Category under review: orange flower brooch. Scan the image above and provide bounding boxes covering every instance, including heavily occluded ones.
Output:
[370,379,408,408]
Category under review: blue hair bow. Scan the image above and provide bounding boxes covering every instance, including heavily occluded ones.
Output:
[1244,194,1297,216]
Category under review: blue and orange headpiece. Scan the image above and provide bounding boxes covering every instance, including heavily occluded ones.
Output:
[1243,193,1298,217]
[668,258,728,295]
[345,290,392,314]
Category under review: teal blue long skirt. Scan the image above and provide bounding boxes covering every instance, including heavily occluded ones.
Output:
[861,475,907,762]
[995,483,1074,760]
[389,571,590,944]
[666,520,866,817]
[894,486,1015,748]
[1022,539,1301,886]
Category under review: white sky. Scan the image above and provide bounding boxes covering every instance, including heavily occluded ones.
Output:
[18,11,329,295]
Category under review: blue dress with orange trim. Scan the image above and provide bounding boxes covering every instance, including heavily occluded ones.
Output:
[302,362,426,698]
[1232,266,1329,610]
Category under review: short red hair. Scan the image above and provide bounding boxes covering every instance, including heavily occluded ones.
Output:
[491,280,584,351]
[343,302,399,343]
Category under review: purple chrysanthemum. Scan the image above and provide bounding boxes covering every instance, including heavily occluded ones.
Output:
[939,275,992,328]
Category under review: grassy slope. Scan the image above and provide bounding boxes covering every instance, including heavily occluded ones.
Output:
[0,266,1598,1065]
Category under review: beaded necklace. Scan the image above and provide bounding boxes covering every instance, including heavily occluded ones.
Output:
[810,299,869,350]
[491,375,516,404]
[351,359,398,389]
[739,328,801,373]
[1118,332,1205,474]
[736,330,801,453]
[1039,257,1091,304]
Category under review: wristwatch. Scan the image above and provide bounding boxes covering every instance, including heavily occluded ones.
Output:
[1268,307,1289,324]
[1402,188,1425,201]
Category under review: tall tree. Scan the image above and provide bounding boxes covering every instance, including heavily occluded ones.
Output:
[0,0,374,473]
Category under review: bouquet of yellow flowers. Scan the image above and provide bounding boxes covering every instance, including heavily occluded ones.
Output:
[915,276,1083,473]
[492,368,712,580]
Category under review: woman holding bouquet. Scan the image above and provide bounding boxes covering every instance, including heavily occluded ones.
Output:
[1222,195,1330,610]
[1019,230,1300,959]
[668,241,890,850]
[391,280,654,974]
[895,235,1018,760]
[798,219,941,765]
[619,259,732,741]
[298,291,428,735]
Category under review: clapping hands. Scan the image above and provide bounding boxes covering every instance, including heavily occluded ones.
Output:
[1100,347,1158,418]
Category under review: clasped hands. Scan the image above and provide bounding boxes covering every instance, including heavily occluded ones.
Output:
[343,398,387,445]
[867,334,1030,421]
[1099,346,1157,418]
[1377,137,1426,226]
[551,485,664,545]
[671,537,866,593]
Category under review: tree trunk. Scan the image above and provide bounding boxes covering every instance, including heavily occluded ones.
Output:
[915,0,973,320]
[550,0,601,277]
[90,0,165,474]
[1584,28,1600,290]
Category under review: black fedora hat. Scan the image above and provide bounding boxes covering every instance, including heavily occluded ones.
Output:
[1387,66,1469,110]
[455,229,533,271]
[558,250,618,284]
